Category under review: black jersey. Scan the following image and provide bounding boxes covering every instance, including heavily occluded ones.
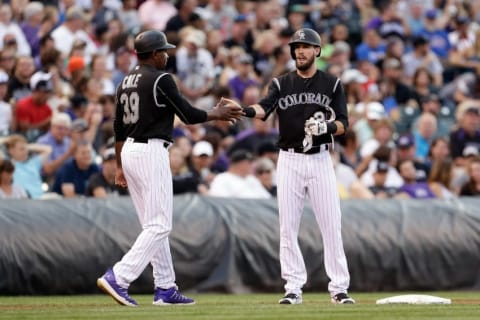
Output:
[258,70,349,150]
[113,64,207,143]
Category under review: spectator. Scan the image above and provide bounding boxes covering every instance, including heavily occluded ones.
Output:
[413,112,438,162]
[209,149,271,198]
[7,55,35,101]
[331,148,374,200]
[460,156,480,196]
[0,70,12,136]
[164,0,198,45]
[138,0,177,31]
[419,9,451,61]
[365,1,409,41]
[224,14,254,54]
[402,35,444,87]
[0,4,31,56]
[86,147,128,197]
[428,157,457,199]
[450,102,480,166]
[396,133,430,182]
[204,0,238,40]
[227,54,259,101]
[176,28,215,105]
[360,117,395,158]
[229,117,278,155]
[368,160,399,198]
[89,54,115,96]
[0,159,28,199]
[187,140,216,193]
[4,134,52,199]
[355,28,386,65]
[397,159,436,199]
[427,137,451,169]
[15,71,54,141]
[170,145,204,195]
[254,157,277,197]
[51,6,98,64]
[0,48,16,76]
[52,140,100,197]
[19,1,45,59]
[352,100,386,146]
[339,129,362,170]
[111,46,133,88]
[117,0,141,36]
[359,145,403,189]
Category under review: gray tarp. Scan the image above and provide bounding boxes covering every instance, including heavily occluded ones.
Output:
[0,195,479,295]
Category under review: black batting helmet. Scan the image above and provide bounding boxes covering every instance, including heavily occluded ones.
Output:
[288,28,322,59]
[134,30,175,54]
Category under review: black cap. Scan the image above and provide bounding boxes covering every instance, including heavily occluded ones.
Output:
[396,134,415,149]
[376,161,389,173]
[412,35,428,47]
[230,149,254,164]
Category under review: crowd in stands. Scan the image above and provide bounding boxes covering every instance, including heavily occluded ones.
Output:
[0,0,479,200]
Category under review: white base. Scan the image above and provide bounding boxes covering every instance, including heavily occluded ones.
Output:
[376,294,452,305]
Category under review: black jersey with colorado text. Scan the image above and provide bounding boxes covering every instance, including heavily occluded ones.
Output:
[113,64,207,143]
[258,70,348,150]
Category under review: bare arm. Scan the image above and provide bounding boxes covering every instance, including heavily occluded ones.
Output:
[28,143,52,163]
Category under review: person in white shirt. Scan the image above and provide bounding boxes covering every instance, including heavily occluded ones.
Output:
[0,70,12,136]
[51,6,97,64]
[209,149,271,199]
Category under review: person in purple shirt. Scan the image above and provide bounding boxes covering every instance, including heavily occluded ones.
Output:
[20,2,45,59]
[397,159,436,199]
[227,54,260,101]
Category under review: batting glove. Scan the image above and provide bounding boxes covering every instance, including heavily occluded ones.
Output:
[305,117,327,136]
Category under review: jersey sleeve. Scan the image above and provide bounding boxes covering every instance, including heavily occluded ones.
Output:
[156,74,208,124]
[331,78,349,130]
[258,78,281,120]
[113,85,126,142]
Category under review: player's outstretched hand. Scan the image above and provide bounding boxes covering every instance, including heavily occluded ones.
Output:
[210,97,243,123]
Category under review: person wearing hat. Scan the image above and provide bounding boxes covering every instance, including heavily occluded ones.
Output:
[418,9,451,61]
[209,149,271,198]
[450,102,480,166]
[396,133,430,182]
[369,160,399,198]
[0,71,12,136]
[176,28,215,104]
[85,148,128,198]
[227,53,259,101]
[14,71,54,140]
[254,156,277,197]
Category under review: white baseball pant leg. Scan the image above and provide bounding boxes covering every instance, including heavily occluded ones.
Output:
[277,150,308,296]
[307,150,350,296]
[113,138,176,290]
[277,149,350,296]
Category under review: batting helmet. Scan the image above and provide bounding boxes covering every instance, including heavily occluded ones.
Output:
[288,28,322,59]
[134,30,175,54]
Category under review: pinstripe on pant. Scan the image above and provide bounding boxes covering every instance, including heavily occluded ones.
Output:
[113,138,176,290]
[277,149,350,296]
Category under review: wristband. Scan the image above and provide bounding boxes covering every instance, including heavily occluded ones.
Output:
[326,122,337,134]
[242,106,256,118]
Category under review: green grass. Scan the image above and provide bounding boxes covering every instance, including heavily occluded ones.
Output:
[0,292,479,320]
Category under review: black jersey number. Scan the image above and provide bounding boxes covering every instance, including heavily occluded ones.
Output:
[121,92,140,124]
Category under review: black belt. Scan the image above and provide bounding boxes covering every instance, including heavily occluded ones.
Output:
[129,137,170,148]
[280,144,329,155]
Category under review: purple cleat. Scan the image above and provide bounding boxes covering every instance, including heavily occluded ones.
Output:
[153,287,195,305]
[97,268,138,307]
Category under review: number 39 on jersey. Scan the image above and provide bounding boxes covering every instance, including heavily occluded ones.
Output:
[121,91,140,124]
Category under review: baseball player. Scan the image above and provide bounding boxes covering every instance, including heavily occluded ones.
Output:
[97,30,242,306]
[233,28,355,304]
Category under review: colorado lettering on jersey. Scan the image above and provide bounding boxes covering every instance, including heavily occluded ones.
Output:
[122,74,142,89]
[278,92,332,110]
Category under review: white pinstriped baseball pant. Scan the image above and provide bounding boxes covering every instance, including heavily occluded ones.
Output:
[277,148,350,297]
[113,138,176,290]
